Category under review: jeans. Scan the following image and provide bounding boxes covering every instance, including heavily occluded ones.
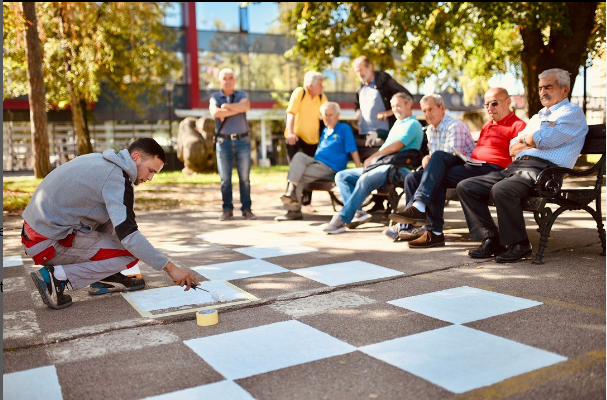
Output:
[216,136,252,211]
[336,165,410,223]
[404,151,502,232]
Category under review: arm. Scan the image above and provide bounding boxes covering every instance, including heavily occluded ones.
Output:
[221,97,250,113]
[350,151,362,168]
[285,112,298,145]
[163,261,201,291]
[530,106,587,149]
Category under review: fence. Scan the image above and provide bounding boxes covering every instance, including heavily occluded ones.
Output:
[3,121,177,171]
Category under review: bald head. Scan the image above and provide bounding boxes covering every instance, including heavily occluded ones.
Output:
[484,87,512,122]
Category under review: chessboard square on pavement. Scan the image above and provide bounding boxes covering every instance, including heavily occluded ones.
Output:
[360,324,567,394]
[292,260,404,286]
[233,243,317,259]
[191,259,289,281]
[140,380,257,400]
[184,320,356,380]
[3,255,23,268]
[388,286,543,324]
[3,365,63,400]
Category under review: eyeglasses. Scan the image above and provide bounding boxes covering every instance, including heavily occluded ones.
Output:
[484,99,505,108]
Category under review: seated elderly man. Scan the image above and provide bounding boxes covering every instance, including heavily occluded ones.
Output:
[387,87,527,248]
[323,92,423,234]
[276,102,361,221]
[457,68,588,262]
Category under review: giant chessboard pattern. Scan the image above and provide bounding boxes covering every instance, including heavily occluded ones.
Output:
[3,233,569,400]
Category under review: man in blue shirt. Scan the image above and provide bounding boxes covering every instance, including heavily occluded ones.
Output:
[323,92,424,234]
[210,68,256,221]
[457,68,589,263]
[277,102,361,221]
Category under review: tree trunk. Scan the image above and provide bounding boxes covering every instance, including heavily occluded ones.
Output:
[22,2,51,178]
[58,3,92,155]
[519,2,598,117]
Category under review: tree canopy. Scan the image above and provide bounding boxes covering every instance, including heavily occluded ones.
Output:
[283,2,605,116]
[3,2,182,154]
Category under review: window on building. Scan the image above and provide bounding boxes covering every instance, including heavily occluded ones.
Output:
[196,2,240,31]
[163,2,183,27]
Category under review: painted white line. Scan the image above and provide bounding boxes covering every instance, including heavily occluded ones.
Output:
[271,291,376,318]
[3,310,41,340]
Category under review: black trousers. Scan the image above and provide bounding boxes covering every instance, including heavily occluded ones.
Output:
[456,157,557,246]
[286,140,318,206]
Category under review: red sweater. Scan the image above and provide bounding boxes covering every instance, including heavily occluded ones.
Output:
[471,113,526,169]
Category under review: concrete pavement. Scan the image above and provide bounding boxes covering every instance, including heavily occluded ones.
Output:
[3,183,605,400]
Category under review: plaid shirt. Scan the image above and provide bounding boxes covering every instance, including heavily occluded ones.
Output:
[426,114,475,156]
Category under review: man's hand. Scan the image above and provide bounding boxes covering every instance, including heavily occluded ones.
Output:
[376,110,392,121]
[365,132,378,147]
[163,261,201,291]
[285,133,299,145]
[421,155,431,169]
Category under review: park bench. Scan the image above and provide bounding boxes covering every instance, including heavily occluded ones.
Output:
[442,123,606,264]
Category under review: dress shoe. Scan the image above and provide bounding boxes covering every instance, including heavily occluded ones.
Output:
[408,230,445,248]
[242,210,257,220]
[389,206,427,226]
[219,210,233,221]
[468,237,507,258]
[496,243,533,263]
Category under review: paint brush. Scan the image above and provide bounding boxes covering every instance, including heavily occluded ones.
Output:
[190,283,228,302]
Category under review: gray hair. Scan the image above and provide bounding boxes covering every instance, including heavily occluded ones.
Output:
[303,71,324,89]
[539,68,570,87]
[391,92,413,103]
[218,68,234,80]
[320,101,341,115]
[420,94,444,107]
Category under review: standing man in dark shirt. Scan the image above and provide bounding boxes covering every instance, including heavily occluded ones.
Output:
[210,68,257,221]
[352,56,413,213]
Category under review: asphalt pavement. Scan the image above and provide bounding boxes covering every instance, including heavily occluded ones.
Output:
[3,182,605,400]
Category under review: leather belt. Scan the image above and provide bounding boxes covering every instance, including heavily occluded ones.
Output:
[517,155,557,167]
[220,132,249,140]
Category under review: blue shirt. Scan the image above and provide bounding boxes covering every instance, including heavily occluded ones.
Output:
[380,116,424,153]
[209,90,249,135]
[511,98,588,168]
[315,122,358,172]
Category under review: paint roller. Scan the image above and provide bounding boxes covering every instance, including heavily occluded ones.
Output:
[190,283,228,302]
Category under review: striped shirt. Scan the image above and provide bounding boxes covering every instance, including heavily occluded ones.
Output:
[510,98,588,168]
[427,114,476,156]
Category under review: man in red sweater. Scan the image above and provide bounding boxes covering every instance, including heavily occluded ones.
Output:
[387,87,526,248]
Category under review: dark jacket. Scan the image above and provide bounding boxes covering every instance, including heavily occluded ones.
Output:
[355,70,412,129]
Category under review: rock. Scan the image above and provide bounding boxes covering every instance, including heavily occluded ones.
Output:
[177,117,217,174]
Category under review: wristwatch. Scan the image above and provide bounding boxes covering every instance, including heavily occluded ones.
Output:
[523,136,529,146]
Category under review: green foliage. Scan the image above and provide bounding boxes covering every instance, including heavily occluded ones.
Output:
[3,2,182,113]
[282,2,604,105]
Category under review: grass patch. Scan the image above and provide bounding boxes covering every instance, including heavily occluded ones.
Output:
[3,166,290,214]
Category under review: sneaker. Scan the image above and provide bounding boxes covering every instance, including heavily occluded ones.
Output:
[382,223,405,241]
[219,210,233,221]
[389,205,427,226]
[323,214,346,234]
[30,266,72,309]
[399,226,426,241]
[88,273,146,295]
[242,210,257,220]
[408,231,445,248]
[347,210,372,229]
[274,210,303,221]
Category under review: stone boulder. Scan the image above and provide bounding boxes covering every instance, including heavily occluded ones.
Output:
[177,117,217,174]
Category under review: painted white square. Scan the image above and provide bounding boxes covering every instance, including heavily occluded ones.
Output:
[191,259,289,281]
[3,365,63,400]
[234,244,317,259]
[292,260,403,286]
[141,380,256,400]
[123,281,248,312]
[389,286,542,324]
[3,255,23,268]
[360,325,567,394]
[184,320,356,380]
